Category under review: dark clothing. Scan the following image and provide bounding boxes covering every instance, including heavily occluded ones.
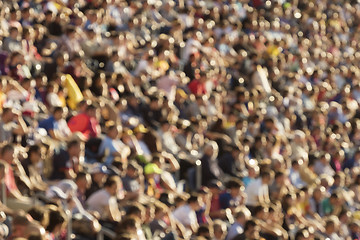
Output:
[50,148,70,180]
[86,181,101,199]
[218,151,237,177]
[200,154,219,186]
[232,233,246,240]
[141,105,162,130]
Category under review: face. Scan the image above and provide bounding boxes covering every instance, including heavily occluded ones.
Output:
[53,110,64,121]
[108,182,119,196]
[247,225,260,240]
[29,150,42,164]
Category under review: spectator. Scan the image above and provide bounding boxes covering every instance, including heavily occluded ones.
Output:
[245,171,271,212]
[86,176,122,222]
[173,194,201,233]
[98,122,131,166]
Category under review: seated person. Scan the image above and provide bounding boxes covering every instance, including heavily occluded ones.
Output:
[86,176,123,223]
[98,123,130,166]
[38,106,72,141]
[68,104,100,139]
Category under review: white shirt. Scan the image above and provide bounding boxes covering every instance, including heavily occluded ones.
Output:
[245,178,269,207]
[86,189,116,220]
[172,204,197,228]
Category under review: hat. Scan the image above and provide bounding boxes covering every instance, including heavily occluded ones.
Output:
[144,163,162,175]
[90,164,108,174]
[133,124,149,133]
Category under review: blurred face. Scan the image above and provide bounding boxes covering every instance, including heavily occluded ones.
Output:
[29,150,42,164]
[246,225,260,240]
[53,110,64,121]
[108,182,119,196]
[230,187,240,197]
[108,127,119,139]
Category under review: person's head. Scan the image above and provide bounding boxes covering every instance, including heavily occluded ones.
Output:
[12,214,31,238]
[274,171,285,185]
[86,104,97,118]
[187,194,200,211]
[104,176,121,196]
[325,218,338,234]
[243,220,260,240]
[28,206,49,228]
[226,180,242,197]
[252,205,268,220]
[67,140,82,158]
[329,192,341,206]
[126,161,139,178]
[333,173,344,187]
[107,123,120,139]
[295,228,311,240]
[9,26,19,39]
[234,209,250,225]
[197,225,210,238]
[90,164,107,185]
[1,144,15,163]
[260,170,271,185]
[75,172,91,190]
[117,217,138,235]
[46,208,66,234]
[126,204,145,222]
[291,160,301,170]
[53,107,64,121]
[349,221,360,234]
[1,108,16,123]
[213,220,227,240]
[28,144,43,165]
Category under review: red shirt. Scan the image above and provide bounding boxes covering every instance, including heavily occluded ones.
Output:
[188,79,206,96]
[68,113,99,138]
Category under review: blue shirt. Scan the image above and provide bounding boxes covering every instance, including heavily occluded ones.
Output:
[38,116,58,135]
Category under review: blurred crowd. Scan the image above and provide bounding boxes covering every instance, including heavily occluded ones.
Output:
[1,0,360,239]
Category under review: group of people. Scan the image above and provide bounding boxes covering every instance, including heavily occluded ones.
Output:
[0,0,360,239]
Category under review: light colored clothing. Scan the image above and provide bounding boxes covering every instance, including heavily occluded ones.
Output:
[99,136,126,166]
[86,189,116,221]
[172,204,197,228]
[226,222,244,240]
[289,168,306,189]
[245,178,269,207]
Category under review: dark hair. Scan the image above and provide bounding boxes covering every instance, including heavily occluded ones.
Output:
[28,206,47,224]
[197,225,210,236]
[244,220,257,232]
[275,171,284,179]
[226,180,241,189]
[104,177,119,188]
[126,204,142,216]
[1,144,14,156]
[46,209,66,233]
[116,217,137,234]
[53,106,63,114]
[28,235,43,240]
[28,144,41,157]
[260,170,271,179]
[187,194,199,204]
[67,140,80,150]
[75,172,88,182]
